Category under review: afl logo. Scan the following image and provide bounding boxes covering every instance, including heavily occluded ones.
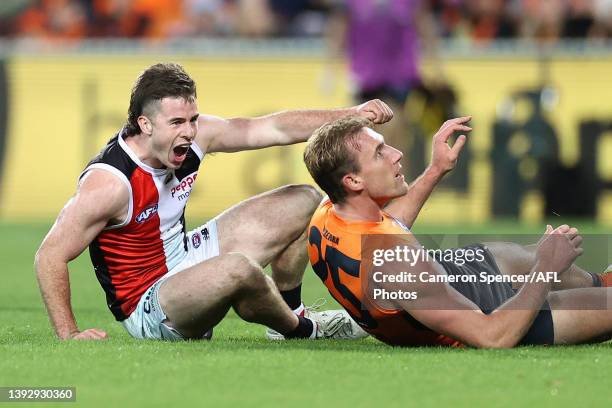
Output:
[136,204,158,224]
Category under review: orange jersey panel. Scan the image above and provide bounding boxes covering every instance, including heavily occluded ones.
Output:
[307,200,461,347]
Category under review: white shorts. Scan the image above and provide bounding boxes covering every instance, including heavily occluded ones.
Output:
[121,219,220,340]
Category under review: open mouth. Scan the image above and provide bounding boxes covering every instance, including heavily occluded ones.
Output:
[172,144,190,159]
[394,165,403,180]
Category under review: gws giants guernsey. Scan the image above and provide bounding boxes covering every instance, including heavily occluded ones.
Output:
[81,129,204,321]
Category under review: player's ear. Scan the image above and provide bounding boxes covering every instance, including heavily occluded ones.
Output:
[342,173,363,193]
[137,115,153,135]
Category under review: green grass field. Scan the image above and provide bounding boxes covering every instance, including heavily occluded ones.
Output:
[1,221,611,407]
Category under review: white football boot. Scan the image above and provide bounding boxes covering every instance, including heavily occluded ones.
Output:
[266,299,368,340]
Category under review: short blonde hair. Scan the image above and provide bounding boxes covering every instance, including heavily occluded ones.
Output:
[304,116,371,203]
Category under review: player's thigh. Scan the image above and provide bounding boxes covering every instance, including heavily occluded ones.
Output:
[158,252,261,337]
[215,184,322,266]
[484,242,536,277]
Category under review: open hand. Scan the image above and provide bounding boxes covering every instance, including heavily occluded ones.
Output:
[430,116,472,175]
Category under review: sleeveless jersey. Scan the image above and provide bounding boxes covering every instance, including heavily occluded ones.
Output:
[81,129,203,321]
[307,200,461,347]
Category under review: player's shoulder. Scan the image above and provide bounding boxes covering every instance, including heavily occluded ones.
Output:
[309,199,363,252]
[381,212,411,234]
[195,114,230,151]
[77,169,129,210]
[310,197,334,225]
[85,131,140,177]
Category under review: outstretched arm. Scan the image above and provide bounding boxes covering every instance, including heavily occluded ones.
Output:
[197,100,393,153]
[384,116,471,227]
[34,170,128,340]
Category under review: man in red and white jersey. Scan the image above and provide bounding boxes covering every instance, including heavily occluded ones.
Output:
[34,63,393,341]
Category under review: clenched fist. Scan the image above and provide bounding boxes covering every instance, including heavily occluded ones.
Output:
[353,99,394,124]
[536,224,583,275]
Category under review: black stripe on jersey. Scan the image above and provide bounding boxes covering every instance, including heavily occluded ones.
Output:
[89,237,127,321]
[181,213,188,251]
[84,131,138,322]
[84,131,138,180]
[180,210,188,252]
[174,147,201,181]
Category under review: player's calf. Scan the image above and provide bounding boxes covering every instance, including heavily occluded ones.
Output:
[548,288,612,344]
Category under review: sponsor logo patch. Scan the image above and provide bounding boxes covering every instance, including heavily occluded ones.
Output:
[201,227,210,241]
[192,233,201,248]
[136,204,158,224]
[143,292,152,314]
[171,173,197,199]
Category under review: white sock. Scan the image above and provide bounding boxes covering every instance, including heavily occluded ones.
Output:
[293,303,305,316]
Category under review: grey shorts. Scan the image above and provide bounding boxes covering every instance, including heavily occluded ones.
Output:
[121,219,220,340]
[437,244,554,345]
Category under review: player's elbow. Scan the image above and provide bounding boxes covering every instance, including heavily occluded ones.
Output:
[34,244,61,278]
[472,336,514,349]
[34,244,45,269]
[34,245,49,277]
[473,324,518,349]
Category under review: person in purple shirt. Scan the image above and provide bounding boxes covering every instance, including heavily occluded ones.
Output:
[327,0,441,173]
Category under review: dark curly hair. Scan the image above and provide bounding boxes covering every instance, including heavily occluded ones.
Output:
[125,63,197,136]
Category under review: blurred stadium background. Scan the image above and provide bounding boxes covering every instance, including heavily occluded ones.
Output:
[0,0,610,227]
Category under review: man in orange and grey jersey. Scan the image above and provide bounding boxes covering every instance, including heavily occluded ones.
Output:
[303,116,612,348]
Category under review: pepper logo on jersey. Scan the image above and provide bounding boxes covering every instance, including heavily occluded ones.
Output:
[171,173,197,201]
[136,203,159,224]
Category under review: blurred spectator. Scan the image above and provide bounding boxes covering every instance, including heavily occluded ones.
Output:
[592,0,612,38]
[326,0,444,176]
[464,0,518,42]
[235,0,277,37]
[520,0,566,42]
[2,0,611,41]
[183,0,240,37]
[16,0,87,40]
[268,0,330,36]
[121,0,187,38]
[563,0,596,38]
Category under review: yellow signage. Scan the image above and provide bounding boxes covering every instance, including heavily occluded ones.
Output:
[1,56,611,225]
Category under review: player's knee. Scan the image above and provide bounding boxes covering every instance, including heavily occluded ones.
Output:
[279,184,322,212]
[225,252,267,291]
[278,185,323,230]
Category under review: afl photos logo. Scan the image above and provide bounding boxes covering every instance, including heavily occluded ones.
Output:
[136,204,158,224]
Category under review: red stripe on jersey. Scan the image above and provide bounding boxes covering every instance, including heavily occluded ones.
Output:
[96,168,168,317]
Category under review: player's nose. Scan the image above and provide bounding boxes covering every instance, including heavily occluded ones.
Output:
[390,146,403,163]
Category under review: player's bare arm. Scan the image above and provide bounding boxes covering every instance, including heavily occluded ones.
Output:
[34,170,129,340]
[196,99,394,153]
[380,225,582,348]
[385,116,471,227]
